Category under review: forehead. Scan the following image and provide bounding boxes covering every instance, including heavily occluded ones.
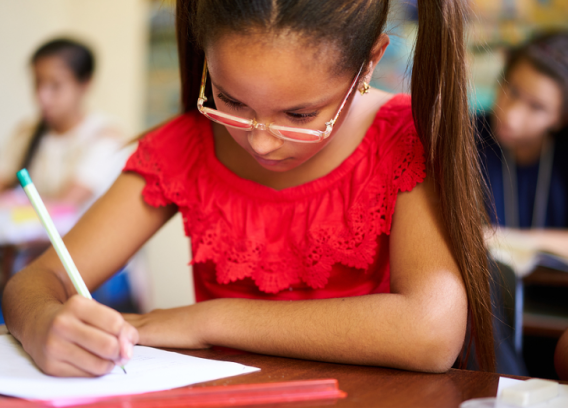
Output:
[508,60,563,108]
[33,56,74,78]
[205,33,349,104]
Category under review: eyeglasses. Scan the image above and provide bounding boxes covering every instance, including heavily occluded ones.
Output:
[197,59,363,143]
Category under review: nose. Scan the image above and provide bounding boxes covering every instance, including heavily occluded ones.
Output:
[247,127,284,156]
[36,86,52,109]
[503,102,524,132]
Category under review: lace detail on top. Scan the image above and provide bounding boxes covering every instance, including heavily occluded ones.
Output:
[124,94,426,294]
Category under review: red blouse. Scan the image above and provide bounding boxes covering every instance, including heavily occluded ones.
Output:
[124,94,426,302]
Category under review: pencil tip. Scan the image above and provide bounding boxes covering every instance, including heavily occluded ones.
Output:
[121,366,127,374]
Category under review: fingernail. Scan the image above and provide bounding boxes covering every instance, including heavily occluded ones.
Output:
[126,344,133,359]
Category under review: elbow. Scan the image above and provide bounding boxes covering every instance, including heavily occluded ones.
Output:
[403,315,466,373]
[412,336,462,373]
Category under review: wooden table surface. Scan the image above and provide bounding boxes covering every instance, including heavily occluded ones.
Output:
[0,327,530,408]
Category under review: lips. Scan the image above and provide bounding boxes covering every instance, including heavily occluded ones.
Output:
[254,155,285,166]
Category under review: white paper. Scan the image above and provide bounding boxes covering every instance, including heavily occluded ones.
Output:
[497,377,568,407]
[0,334,259,404]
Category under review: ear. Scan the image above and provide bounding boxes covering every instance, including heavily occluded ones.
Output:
[80,78,93,94]
[364,34,390,82]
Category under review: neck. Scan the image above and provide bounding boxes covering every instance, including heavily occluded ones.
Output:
[510,136,548,166]
[49,110,85,134]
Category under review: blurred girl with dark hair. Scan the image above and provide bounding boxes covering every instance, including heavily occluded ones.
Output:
[4,1,496,377]
[479,31,568,257]
[0,38,127,209]
[478,31,568,377]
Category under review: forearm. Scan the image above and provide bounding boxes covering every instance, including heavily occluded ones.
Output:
[529,229,568,259]
[132,291,465,373]
[2,263,69,344]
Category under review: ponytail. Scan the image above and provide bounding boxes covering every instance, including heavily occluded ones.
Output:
[411,0,495,371]
[12,120,48,187]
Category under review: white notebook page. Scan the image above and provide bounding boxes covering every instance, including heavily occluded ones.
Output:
[0,334,259,403]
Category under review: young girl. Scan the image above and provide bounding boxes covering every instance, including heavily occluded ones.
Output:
[2,0,495,376]
[0,38,127,210]
[479,32,568,257]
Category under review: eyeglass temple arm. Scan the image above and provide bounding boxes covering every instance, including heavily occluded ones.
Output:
[325,64,365,128]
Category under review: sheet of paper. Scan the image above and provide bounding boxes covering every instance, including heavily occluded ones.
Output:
[497,377,568,407]
[0,334,259,403]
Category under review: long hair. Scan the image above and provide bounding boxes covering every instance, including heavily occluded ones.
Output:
[18,38,95,175]
[175,0,496,371]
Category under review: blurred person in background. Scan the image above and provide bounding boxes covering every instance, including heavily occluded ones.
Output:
[0,38,136,316]
[477,31,568,377]
[478,31,568,258]
[0,38,127,210]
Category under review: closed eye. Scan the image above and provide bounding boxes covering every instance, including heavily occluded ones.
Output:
[285,111,319,124]
[217,92,245,110]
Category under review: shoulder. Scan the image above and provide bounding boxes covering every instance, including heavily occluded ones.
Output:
[364,93,426,196]
[133,111,209,167]
[364,93,423,165]
[123,111,211,206]
[78,113,127,143]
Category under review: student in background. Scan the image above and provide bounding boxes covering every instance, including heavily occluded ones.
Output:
[478,32,568,257]
[0,38,135,315]
[0,38,127,210]
[477,32,568,378]
[4,0,495,377]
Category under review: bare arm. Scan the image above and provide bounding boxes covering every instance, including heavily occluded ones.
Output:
[527,229,568,259]
[2,173,176,376]
[485,226,568,259]
[126,177,467,373]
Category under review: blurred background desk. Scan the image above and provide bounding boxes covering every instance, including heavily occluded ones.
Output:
[0,201,137,322]
[522,266,568,380]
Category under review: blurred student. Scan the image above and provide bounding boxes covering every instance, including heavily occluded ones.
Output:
[478,32,568,256]
[0,38,135,314]
[477,32,568,377]
[0,38,127,210]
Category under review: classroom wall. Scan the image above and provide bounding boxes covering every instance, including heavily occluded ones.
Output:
[0,0,195,311]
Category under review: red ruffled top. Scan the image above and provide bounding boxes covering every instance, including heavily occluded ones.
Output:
[124,94,426,302]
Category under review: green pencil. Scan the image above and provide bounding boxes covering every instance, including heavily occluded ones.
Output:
[17,168,127,374]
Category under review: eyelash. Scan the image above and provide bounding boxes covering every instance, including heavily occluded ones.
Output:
[217,92,319,124]
[217,93,244,110]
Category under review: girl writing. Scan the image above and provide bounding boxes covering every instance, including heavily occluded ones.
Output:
[3,0,495,376]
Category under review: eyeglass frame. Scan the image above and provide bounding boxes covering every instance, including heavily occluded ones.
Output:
[197,58,364,143]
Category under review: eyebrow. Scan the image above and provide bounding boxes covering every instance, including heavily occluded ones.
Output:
[211,79,334,112]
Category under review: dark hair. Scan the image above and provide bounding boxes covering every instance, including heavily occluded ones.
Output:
[19,38,95,174]
[503,31,568,127]
[176,0,495,372]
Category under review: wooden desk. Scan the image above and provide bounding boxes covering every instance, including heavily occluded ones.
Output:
[0,328,526,408]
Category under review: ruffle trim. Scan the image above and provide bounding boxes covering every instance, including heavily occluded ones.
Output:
[126,119,426,294]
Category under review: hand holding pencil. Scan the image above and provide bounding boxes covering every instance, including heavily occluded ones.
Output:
[17,169,138,377]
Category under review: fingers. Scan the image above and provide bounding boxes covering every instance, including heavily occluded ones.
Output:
[117,323,139,366]
[38,295,139,377]
[52,312,121,361]
[43,337,115,377]
[67,295,125,336]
